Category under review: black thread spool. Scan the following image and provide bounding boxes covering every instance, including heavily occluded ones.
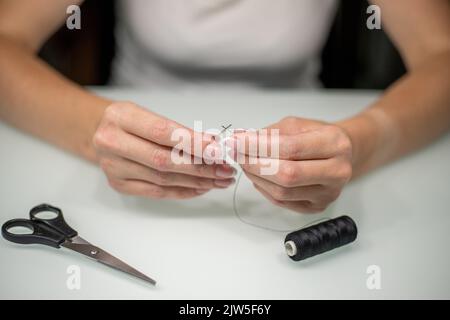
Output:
[284,216,357,261]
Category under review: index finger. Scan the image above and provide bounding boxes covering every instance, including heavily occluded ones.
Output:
[116,103,213,157]
[231,129,336,160]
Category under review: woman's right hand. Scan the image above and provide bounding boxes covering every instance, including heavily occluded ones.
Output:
[93,102,236,199]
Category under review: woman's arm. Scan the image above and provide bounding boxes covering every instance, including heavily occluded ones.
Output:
[0,0,234,198]
[0,0,110,162]
[232,0,450,213]
[338,0,450,176]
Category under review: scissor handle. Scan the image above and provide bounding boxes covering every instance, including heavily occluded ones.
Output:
[29,204,78,239]
[2,219,66,248]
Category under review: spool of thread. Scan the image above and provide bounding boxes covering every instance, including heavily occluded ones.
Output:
[284,216,357,261]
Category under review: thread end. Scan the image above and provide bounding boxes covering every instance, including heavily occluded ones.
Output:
[285,240,297,257]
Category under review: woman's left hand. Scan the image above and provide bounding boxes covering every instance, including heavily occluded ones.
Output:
[230,116,353,213]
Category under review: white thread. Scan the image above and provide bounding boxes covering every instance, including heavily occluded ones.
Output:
[284,240,297,256]
[219,124,329,233]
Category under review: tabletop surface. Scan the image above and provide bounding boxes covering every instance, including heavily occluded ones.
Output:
[1,88,449,299]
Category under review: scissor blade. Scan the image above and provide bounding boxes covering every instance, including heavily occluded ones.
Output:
[61,241,156,285]
[70,235,92,245]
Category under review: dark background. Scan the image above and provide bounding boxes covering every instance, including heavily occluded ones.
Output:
[38,0,406,89]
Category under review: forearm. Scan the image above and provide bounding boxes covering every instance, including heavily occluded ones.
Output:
[0,35,111,162]
[338,51,450,177]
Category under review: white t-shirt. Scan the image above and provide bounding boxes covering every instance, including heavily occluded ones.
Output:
[111,0,337,89]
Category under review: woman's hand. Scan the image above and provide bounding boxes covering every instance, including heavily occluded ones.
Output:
[231,117,353,213]
[93,101,236,199]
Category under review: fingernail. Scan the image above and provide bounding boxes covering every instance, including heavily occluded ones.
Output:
[204,143,223,161]
[195,189,210,194]
[232,128,248,134]
[196,130,214,141]
[204,133,215,143]
[216,165,236,178]
[214,178,235,188]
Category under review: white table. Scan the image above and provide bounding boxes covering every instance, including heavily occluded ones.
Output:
[1,89,449,299]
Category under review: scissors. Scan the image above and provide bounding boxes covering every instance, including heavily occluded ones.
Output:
[1,203,156,285]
